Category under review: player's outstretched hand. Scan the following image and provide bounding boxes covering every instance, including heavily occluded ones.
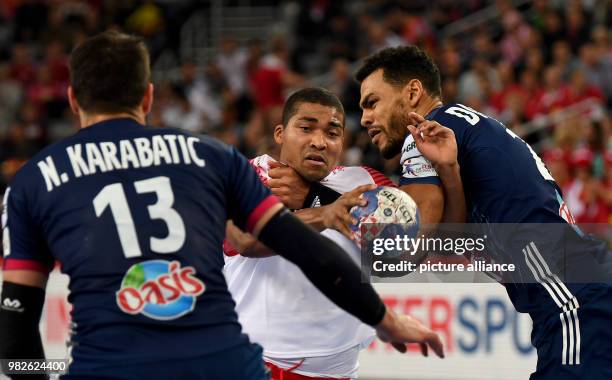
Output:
[375,308,445,358]
[268,161,311,209]
[321,184,376,238]
[407,112,458,168]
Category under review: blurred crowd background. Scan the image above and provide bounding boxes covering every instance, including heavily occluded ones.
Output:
[0,0,610,226]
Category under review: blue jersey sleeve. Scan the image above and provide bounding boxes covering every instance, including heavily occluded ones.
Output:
[226,147,279,233]
[2,184,54,273]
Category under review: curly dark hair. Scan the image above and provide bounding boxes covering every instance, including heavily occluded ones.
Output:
[355,46,442,98]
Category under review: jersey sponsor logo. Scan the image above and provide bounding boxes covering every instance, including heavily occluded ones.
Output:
[403,159,417,177]
[1,297,24,312]
[116,260,205,320]
[402,158,435,178]
[403,140,417,153]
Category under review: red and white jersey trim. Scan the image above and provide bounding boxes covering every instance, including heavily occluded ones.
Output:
[224,155,394,361]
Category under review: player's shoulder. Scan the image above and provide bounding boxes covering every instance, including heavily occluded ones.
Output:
[10,136,74,192]
[321,166,394,192]
[431,103,500,129]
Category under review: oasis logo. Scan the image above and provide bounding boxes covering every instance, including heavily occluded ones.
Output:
[116,260,205,320]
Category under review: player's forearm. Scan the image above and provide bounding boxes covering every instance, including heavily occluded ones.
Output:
[400,184,444,226]
[435,163,467,223]
[0,282,46,364]
[293,207,326,231]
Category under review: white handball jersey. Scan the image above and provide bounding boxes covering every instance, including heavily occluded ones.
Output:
[224,154,393,358]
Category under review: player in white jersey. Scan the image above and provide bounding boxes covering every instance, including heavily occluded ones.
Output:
[224,88,395,379]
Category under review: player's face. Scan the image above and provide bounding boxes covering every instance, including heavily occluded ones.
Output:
[275,102,344,182]
[360,69,411,159]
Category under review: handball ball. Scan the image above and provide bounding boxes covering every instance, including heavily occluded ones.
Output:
[349,186,420,250]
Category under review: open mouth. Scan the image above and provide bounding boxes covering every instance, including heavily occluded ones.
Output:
[368,128,382,144]
[304,153,327,167]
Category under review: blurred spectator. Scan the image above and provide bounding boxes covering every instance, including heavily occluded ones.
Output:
[578,43,612,103]
[540,10,564,50]
[161,85,205,133]
[458,55,500,104]
[366,22,404,54]
[325,14,358,62]
[566,69,606,109]
[470,31,498,63]
[564,5,591,53]
[216,37,248,98]
[437,38,462,78]
[519,69,545,120]
[328,58,361,128]
[0,64,23,132]
[8,43,36,86]
[551,40,579,80]
[565,148,608,223]
[173,60,222,132]
[249,37,304,117]
[522,47,545,76]
[537,65,572,115]
[499,10,532,64]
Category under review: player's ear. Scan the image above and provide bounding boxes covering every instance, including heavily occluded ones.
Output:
[273,124,284,145]
[403,79,424,108]
[67,86,80,115]
[141,83,154,115]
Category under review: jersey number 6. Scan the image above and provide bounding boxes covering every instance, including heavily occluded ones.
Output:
[93,176,186,258]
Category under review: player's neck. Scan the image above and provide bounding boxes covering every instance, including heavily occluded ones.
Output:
[415,97,444,118]
[78,112,146,129]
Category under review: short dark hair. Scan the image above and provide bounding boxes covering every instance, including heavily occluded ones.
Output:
[70,30,150,114]
[282,87,345,126]
[355,46,442,97]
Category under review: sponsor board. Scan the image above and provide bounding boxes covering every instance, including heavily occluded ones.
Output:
[359,279,536,379]
[0,271,536,379]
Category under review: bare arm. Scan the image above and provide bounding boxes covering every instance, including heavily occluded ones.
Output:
[407,112,466,223]
[2,269,48,288]
[226,220,275,258]
[435,163,466,223]
[399,183,444,226]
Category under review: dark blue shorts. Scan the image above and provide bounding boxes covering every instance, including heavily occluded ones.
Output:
[529,284,612,380]
[60,342,269,380]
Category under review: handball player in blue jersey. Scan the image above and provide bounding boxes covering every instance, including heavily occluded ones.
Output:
[356,46,612,379]
[0,32,444,379]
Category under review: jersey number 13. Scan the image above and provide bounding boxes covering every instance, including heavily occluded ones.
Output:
[93,176,185,258]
